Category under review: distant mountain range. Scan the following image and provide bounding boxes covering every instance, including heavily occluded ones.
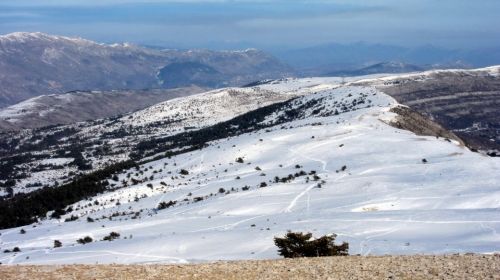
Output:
[3,32,499,109]
[0,32,293,108]
[328,62,424,77]
[274,42,500,76]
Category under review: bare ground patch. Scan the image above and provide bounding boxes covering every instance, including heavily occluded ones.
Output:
[0,254,498,280]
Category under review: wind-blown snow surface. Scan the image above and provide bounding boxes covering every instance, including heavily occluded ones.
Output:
[1,86,499,265]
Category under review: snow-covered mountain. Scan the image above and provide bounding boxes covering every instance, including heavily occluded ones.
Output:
[0,87,204,131]
[0,78,498,264]
[0,85,304,194]
[0,32,293,108]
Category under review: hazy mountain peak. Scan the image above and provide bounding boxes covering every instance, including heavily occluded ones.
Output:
[0,32,94,45]
[0,32,293,108]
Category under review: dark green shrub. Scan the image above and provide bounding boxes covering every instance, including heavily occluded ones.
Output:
[274,231,348,258]
[157,200,176,210]
[77,236,93,244]
[103,232,120,241]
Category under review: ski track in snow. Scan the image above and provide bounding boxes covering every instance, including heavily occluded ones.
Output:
[284,184,318,213]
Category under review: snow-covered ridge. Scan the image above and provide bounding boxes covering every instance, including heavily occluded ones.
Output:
[0,32,96,45]
[79,78,342,137]
[352,65,500,84]
[0,94,64,120]
[1,81,498,265]
[0,32,156,53]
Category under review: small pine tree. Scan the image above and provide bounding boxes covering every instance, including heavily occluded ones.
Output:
[274,231,348,258]
[54,240,62,248]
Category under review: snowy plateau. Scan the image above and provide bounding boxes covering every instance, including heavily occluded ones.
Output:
[0,79,499,265]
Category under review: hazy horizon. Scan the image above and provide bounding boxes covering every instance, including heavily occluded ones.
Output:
[1,0,499,51]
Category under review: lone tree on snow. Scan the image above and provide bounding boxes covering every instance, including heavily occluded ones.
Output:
[274,231,348,258]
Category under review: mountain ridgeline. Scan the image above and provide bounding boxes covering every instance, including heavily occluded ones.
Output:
[0,32,293,108]
[353,67,500,153]
[0,87,205,131]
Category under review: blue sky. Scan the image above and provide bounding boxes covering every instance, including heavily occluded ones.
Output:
[0,0,499,50]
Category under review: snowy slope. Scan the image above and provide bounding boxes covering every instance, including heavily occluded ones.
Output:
[0,85,499,265]
[74,77,354,144]
[2,81,329,196]
[0,87,204,130]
